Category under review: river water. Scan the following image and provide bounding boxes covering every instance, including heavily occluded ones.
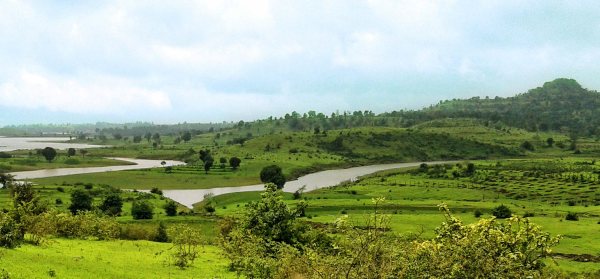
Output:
[0,137,104,152]
[162,161,453,208]
[10,158,186,180]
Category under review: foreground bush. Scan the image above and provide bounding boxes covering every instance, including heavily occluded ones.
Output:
[221,186,563,279]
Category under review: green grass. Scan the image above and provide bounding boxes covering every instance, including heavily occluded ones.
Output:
[0,239,237,279]
[197,158,600,274]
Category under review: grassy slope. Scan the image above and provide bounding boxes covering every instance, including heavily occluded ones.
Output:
[29,124,533,189]
[0,239,236,279]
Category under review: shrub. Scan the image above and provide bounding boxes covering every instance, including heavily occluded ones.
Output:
[565,212,579,221]
[69,189,93,214]
[100,194,123,216]
[119,224,156,241]
[131,200,153,220]
[150,187,163,196]
[168,224,203,269]
[56,187,64,192]
[154,222,168,243]
[523,212,535,218]
[0,212,21,248]
[164,201,177,217]
[474,209,483,218]
[0,152,12,159]
[491,204,512,219]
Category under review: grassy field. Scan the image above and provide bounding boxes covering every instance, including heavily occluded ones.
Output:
[0,239,236,279]
[196,158,600,274]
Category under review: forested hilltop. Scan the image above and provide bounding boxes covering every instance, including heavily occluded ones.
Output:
[394,78,600,136]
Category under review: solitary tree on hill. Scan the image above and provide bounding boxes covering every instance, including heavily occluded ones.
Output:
[260,165,286,189]
[41,147,57,162]
[229,157,241,170]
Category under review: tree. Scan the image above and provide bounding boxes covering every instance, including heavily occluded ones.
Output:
[144,132,152,142]
[465,163,476,176]
[113,133,123,140]
[546,137,554,147]
[260,165,286,189]
[219,157,227,169]
[229,157,241,170]
[80,149,88,158]
[41,147,57,162]
[67,148,76,157]
[154,222,169,242]
[520,141,534,151]
[152,133,161,143]
[164,201,178,217]
[99,193,123,216]
[491,204,512,219]
[133,135,142,143]
[131,200,153,219]
[0,173,14,190]
[69,189,93,214]
[182,131,192,142]
[204,156,214,174]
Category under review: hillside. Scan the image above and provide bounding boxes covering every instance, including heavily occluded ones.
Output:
[402,78,600,136]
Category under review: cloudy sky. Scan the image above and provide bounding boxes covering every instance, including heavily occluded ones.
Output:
[1,1,600,125]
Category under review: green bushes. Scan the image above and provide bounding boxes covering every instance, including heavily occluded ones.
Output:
[131,200,153,220]
[0,211,21,248]
[220,185,562,279]
[565,212,579,221]
[492,204,512,219]
[163,201,177,217]
[168,224,203,269]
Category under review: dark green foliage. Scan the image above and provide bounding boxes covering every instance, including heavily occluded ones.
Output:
[229,157,241,170]
[0,152,12,159]
[565,212,579,221]
[41,147,57,162]
[67,148,76,157]
[99,194,123,216]
[546,137,554,147]
[474,209,483,218]
[154,222,168,242]
[260,165,286,189]
[521,141,535,151]
[413,78,600,136]
[150,187,163,196]
[164,201,177,217]
[492,204,512,219]
[69,189,92,214]
[0,211,21,248]
[133,135,142,143]
[131,200,153,220]
[181,131,192,142]
[465,163,476,176]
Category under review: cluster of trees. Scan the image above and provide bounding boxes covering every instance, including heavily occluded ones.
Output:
[404,78,600,136]
[220,184,563,278]
[0,182,120,248]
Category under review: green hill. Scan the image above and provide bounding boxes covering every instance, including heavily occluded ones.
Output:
[407,78,600,136]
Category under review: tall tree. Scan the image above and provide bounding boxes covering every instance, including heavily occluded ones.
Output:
[260,165,286,189]
[41,147,57,162]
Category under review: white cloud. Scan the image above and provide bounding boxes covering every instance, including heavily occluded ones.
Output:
[0,71,171,114]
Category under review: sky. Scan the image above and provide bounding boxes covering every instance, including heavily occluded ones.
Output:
[1,1,600,125]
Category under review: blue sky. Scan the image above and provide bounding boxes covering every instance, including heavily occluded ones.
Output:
[1,1,600,125]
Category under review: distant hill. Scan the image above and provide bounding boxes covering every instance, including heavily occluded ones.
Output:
[398,78,600,137]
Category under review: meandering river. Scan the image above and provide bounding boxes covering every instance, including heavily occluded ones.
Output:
[162,161,453,208]
[10,158,185,180]
[0,137,104,152]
